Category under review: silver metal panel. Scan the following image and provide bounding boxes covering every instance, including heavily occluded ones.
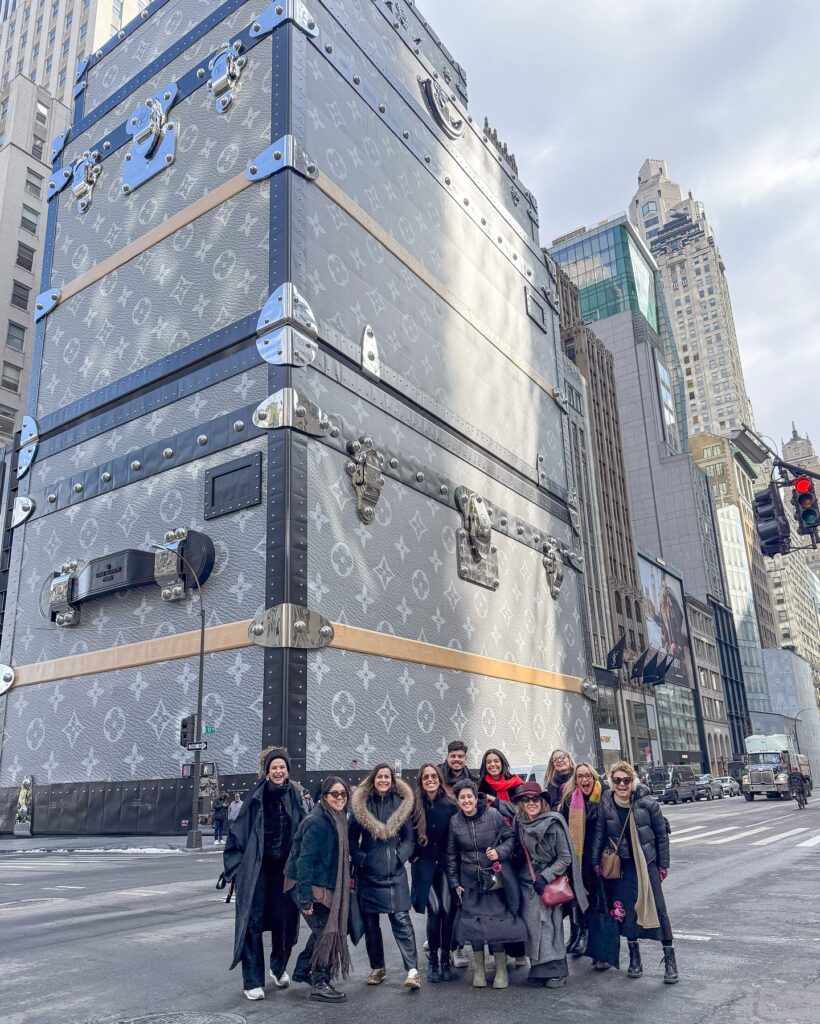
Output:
[294,176,566,488]
[305,647,596,773]
[6,437,267,665]
[0,646,264,786]
[37,181,271,418]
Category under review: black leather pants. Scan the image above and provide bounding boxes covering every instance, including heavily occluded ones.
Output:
[362,911,418,971]
[425,868,455,954]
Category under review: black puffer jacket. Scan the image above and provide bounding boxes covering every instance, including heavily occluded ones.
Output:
[349,779,415,914]
[446,802,515,891]
[591,784,670,870]
[284,802,342,911]
[410,791,458,913]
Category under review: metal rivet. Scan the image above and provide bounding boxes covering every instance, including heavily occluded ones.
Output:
[491,545,497,555]
[416,471,424,482]
[402,130,410,139]
[273,150,282,161]
[103,140,111,150]
[306,162,317,175]
[444,176,451,185]
[330,426,340,438]
[424,154,431,163]
[234,420,245,431]
[161,588,171,601]
[389,457,399,469]
[275,3,284,12]
[101,471,111,482]
[517,526,524,535]
[481,217,487,226]
[294,619,306,633]
[163,447,174,459]
[73,483,83,494]
[197,435,208,446]
[257,410,269,421]
[252,623,264,637]
[500,516,508,526]
[325,43,333,53]
[493,579,500,590]
[248,164,257,176]
[460,567,468,578]
[131,460,141,471]
[463,198,469,206]
[379,103,386,113]
[47,493,56,503]
[353,75,361,85]
[440,484,448,495]
[197,68,206,79]
[320,625,332,639]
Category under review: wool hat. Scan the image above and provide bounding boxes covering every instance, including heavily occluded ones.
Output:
[512,780,549,802]
[262,747,290,775]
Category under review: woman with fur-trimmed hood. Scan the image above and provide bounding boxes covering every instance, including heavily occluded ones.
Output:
[222,747,311,1000]
[349,763,420,989]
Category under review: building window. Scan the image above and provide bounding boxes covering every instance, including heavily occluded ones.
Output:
[6,321,26,352]
[0,404,16,435]
[35,100,48,125]
[20,203,40,233]
[1,362,23,393]
[25,167,44,197]
[31,134,45,160]
[11,280,31,310]
[16,241,35,271]
[642,201,657,216]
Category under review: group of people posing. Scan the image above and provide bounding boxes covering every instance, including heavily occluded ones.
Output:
[221,742,678,1004]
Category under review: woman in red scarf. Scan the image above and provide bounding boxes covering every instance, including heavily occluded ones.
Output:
[478,750,524,816]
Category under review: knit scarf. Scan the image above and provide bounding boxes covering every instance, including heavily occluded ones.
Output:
[613,792,660,930]
[484,773,524,804]
[568,781,601,858]
[311,807,352,979]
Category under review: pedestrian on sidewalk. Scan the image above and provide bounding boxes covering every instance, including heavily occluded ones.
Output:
[543,749,576,810]
[446,778,526,990]
[227,792,243,824]
[223,747,310,1000]
[212,791,229,844]
[286,776,353,1003]
[591,760,679,984]
[513,782,586,988]
[349,763,420,990]
[410,762,458,983]
[559,762,606,962]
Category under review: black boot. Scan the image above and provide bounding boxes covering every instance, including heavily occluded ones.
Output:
[427,949,441,983]
[310,981,346,1002]
[440,954,455,982]
[627,941,642,978]
[567,918,580,955]
[573,927,588,959]
[662,945,679,984]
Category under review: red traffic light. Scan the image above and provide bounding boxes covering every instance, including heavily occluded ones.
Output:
[794,476,812,494]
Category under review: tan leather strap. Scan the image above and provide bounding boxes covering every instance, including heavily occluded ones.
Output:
[11,617,583,695]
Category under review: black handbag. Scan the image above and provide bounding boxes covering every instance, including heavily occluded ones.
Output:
[584,879,620,969]
[348,877,365,946]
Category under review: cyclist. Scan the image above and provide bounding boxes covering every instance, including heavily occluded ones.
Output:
[788,768,807,807]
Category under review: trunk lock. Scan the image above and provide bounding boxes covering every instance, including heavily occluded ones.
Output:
[346,437,385,524]
[455,486,499,590]
[208,43,247,113]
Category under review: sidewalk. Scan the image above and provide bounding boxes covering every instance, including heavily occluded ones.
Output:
[0,833,224,854]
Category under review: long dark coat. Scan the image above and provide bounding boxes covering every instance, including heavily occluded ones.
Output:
[349,778,415,914]
[285,802,342,909]
[560,789,605,903]
[410,791,457,913]
[222,776,309,970]
[590,784,670,870]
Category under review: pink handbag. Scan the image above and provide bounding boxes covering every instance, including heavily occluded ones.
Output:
[520,826,574,907]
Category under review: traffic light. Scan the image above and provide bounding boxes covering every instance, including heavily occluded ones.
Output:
[791,475,819,535]
[753,483,791,557]
[179,714,196,748]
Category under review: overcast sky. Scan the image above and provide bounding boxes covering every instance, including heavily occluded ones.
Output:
[416,0,820,454]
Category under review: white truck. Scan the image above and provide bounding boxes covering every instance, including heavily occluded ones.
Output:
[741,734,812,800]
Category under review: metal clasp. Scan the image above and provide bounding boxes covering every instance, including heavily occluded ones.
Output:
[346,436,385,524]
[49,561,81,627]
[208,42,246,113]
[542,538,564,600]
[71,150,101,213]
[122,84,178,196]
[154,527,188,601]
[454,486,499,590]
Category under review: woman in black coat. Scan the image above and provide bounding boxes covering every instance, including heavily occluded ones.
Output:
[559,762,605,962]
[349,763,419,989]
[446,779,526,990]
[222,748,310,1000]
[542,748,576,810]
[285,776,353,1003]
[410,762,458,983]
[591,761,678,984]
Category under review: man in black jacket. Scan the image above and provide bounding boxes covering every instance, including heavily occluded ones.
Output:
[438,740,477,788]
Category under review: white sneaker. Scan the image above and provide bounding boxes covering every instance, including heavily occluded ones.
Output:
[244,988,265,1000]
[514,956,529,968]
[422,940,429,952]
[270,970,290,988]
[452,948,470,968]
[404,968,421,989]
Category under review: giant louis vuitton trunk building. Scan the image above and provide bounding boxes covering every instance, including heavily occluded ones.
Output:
[0,0,599,835]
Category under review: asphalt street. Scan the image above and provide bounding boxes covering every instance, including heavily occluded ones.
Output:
[1,794,817,1024]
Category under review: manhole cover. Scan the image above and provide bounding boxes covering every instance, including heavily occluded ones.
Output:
[117,1016,246,1024]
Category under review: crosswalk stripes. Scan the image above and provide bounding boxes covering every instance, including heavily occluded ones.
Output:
[670,826,739,843]
[751,828,810,846]
[797,834,820,847]
[709,826,771,844]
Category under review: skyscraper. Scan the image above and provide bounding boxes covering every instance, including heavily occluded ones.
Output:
[630,159,754,438]
[0,1,144,442]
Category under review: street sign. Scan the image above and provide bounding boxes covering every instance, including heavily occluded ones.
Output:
[187,741,207,751]
[203,726,215,734]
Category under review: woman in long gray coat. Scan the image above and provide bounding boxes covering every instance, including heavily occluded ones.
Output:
[513,781,587,988]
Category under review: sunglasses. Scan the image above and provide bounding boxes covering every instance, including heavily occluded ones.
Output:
[576,774,594,781]
[326,789,348,799]
[611,777,631,786]
[421,773,439,780]
[522,796,542,804]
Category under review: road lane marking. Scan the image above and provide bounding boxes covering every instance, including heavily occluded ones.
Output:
[115,889,171,897]
[671,827,739,843]
[42,885,86,890]
[709,826,772,844]
[797,834,820,847]
[751,828,810,846]
[668,825,712,835]
[676,933,714,941]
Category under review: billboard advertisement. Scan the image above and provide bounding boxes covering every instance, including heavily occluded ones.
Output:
[637,556,693,689]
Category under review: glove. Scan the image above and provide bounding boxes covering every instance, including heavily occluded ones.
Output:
[658,867,668,882]
[533,878,547,895]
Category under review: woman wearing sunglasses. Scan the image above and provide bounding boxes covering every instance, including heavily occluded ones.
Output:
[559,762,605,962]
[285,776,353,1003]
[591,761,678,984]
[410,763,458,982]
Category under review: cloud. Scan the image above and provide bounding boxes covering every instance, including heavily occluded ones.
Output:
[416,0,820,449]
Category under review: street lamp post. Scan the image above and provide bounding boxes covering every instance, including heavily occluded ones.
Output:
[151,540,206,851]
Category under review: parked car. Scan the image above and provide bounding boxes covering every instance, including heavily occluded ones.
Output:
[647,765,697,804]
[716,776,741,797]
[511,764,549,785]
[695,774,724,800]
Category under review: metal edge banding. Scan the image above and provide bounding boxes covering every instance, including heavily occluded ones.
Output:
[25,186,61,420]
[39,313,259,444]
[11,619,583,697]
[312,171,559,410]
